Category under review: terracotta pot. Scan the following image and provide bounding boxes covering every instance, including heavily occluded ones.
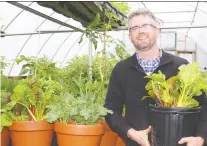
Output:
[116,136,126,146]
[100,121,118,146]
[9,120,54,146]
[54,122,105,146]
[1,127,10,146]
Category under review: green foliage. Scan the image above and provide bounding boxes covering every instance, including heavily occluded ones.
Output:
[45,92,112,125]
[62,55,119,98]
[0,99,22,132]
[143,62,207,108]
[110,2,130,15]
[10,76,63,121]
[0,56,9,74]
[16,55,63,82]
[62,55,89,92]
[1,75,19,93]
[79,13,101,50]
[45,71,113,125]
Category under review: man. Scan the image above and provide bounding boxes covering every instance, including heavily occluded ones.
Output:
[104,9,207,146]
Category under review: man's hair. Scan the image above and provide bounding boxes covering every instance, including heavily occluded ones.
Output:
[128,9,160,27]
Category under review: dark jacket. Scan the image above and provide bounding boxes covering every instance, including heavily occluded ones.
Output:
[104,51,207,145]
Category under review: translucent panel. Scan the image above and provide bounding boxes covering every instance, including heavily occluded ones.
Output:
[196,46,207,70]
[176,41,185,51]
[161,29,188,34]
[1,1,207,76]
[162,22,191,28]
[192,11,207,26]
[188,28,207,53]
[7,11,45,33]
[186,38,196,51]
[198,2,207,14]
[177,33,186,40]
[159,32,176,50]
[1,35,31,60]
[144,2,196,12]
[155,13,193,23]
[179,53,193,63]
[0,2,24,30]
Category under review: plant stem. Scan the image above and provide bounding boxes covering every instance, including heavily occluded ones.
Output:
[17,102,37,121]
[177,85,187,106]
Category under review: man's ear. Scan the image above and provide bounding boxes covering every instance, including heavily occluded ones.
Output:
[156,28,161,37]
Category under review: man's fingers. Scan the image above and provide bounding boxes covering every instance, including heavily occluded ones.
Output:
[178,137,190,144]
[145,126,152,134]
[145,140,151,146]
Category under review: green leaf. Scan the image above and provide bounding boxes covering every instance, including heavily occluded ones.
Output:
[78,34,84,44]
[6,101,16,110]
[0,114,12,131]
[143,62,207,108]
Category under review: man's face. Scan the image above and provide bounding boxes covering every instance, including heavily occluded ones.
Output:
[128,15,160,51]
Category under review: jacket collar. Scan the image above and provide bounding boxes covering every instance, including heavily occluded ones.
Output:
[128,50,173,70]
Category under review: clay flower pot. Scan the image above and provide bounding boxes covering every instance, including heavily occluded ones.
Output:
[9,120,54,146]
[1,127,10,146]
[54,122,105,146]
[100,121,118,146]
[116,136,126,146]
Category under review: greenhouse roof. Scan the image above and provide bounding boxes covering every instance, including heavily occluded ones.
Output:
[37,1,127,28]
[0,2,207,75]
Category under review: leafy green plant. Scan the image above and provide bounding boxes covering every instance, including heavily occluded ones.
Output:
[110,2,130,15]
[0,61,20,132]
[143,62,207,108]
[46,72,113,125]
[16,55,63,83]
[45,92,112,125]
[10,76,63,121]
[1,90,25,132]
[0,99,17,132]
[0,56,9,74]
[1,75,19,93]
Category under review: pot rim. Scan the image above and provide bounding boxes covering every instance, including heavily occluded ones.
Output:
[9,120,53,131]
[149,104,201,114]
[54,122,105,135]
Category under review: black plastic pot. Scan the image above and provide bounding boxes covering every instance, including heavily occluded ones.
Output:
[149,105,201,146]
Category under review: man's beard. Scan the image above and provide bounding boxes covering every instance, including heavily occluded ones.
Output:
[132,37,155,52]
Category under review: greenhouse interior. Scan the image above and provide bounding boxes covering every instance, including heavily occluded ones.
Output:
[0,1,207,146]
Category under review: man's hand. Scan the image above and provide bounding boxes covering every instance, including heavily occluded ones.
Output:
[127,126,151,146]
[178,136,204,146]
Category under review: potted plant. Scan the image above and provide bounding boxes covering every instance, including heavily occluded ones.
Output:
[142,62,207,146]
[0,57,19,146]
[62,55,119,146]
[0,91,16,146]
[8,55,63,146]
[45,76,113,146]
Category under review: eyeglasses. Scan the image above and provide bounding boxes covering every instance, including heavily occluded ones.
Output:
[129,24,156,33]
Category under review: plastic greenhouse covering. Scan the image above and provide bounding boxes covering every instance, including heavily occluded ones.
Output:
[0,2,207,76]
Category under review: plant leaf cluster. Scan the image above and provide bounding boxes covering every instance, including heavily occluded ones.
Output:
[143,62,207,108]
[45,92,112,125]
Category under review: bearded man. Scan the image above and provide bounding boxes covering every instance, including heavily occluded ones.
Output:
[104,9,207,146]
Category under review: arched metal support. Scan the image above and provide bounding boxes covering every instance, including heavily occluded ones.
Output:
[3,2,33,32]
[7,11,55,76]
[60,34,83,68]
[51,33,73,61]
